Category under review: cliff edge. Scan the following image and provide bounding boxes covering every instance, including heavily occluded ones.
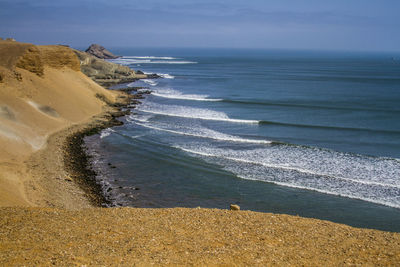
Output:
[0,40,121,207]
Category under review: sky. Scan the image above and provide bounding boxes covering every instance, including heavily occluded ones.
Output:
[0,0,399,52]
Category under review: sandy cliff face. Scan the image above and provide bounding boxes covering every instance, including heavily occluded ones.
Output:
[0,41,119,206]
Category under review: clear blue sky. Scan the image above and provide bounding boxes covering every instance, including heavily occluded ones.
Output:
[1,0,399,52]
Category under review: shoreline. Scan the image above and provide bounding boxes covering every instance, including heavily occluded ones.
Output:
[24,102,132,209]
[59,87,151,208]
[62,108,127,207]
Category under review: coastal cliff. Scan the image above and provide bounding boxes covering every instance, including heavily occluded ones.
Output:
[0,40,124,207]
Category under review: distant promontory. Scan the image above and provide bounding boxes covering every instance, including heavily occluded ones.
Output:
[85,44,120,59]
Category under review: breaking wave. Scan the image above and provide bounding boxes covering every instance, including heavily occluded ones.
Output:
[152,88,222,102]
[176,144,400,208]
[136,102,258,124]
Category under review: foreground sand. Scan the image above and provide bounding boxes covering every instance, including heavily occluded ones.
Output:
[1,40,399,265]
[1,207,400,266]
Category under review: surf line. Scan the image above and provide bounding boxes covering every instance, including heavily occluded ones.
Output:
[132,121,272,144]
[152,92,222,102]
[136,109,259,124]
[176,146,400,189]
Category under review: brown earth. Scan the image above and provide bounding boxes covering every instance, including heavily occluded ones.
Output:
[1,207,400,266]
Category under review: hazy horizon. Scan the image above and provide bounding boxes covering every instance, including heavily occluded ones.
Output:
[1,0,399,53]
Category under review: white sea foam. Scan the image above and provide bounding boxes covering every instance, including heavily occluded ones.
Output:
[100,128,115,139]
[149,60,197,64]
[127,114,154,123]
[174,144,400,208]
[157,73,175,79]
[142,79,158,86]
[124,56,177,60]
[108,57,196,65]
[137,102,258,124]
[132,120,271,144]
[152,88,222,102]
[177,146,400,188]
[122,134,144,140]
[107,58,150,65]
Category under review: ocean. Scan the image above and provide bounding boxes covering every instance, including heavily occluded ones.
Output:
[85,48,400,232]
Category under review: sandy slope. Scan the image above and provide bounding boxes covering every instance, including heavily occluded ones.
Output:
[1,207,400,266]
[0,41,119,207]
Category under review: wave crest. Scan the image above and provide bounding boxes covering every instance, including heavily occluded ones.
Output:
[137,102,258,124]
[108,57,196,65]
[129,119,271,144]
[152,88,222,102]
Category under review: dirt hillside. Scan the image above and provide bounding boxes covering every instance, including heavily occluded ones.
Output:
[0,40,119,207]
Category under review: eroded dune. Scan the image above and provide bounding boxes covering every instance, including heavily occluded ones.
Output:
[0,41,119,206]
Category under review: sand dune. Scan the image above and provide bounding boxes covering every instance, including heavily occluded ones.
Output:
[0,41,120,207]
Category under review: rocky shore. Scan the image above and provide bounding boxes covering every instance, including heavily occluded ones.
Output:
[63,88,152,207]
[73,45,160,88]
[62,106,128,207]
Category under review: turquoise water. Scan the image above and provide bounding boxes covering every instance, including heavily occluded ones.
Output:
[86,48,400,231]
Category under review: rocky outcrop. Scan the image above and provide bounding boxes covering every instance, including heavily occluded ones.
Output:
[15,46,44,76]
[39,45,81,71]
[85,44,119,59]
[0,42,80,77]
[73,49,157,88]
[0,42,158,87]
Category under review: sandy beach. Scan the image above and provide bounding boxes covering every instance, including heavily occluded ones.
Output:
[0,40,400,265]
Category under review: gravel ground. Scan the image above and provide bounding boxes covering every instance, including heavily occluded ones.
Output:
[1,207,399,266]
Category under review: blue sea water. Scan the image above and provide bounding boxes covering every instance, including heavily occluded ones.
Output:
[85,48,400,231]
